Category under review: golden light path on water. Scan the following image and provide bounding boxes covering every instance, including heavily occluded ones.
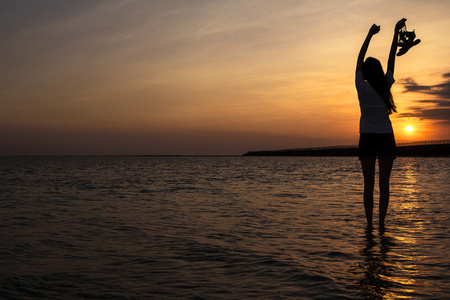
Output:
[391,159,420,297]
[388,158,443,298]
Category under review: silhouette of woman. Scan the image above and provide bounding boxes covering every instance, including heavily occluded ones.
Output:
[355,19,406,229]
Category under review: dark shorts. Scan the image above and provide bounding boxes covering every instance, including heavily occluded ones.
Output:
[359,133,396,160]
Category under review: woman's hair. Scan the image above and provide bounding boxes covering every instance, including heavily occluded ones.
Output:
[362,57,397,114]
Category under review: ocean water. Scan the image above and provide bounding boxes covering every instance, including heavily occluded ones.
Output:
[0,156,449,299]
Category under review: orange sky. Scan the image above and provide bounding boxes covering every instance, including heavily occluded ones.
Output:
[1,0,449,155]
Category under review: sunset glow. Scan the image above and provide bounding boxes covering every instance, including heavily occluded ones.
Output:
[405,125,415,132]
[1,1,449,155]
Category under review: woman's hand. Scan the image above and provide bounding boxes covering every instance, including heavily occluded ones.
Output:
[369,24,380,36]
[395,18,406,32]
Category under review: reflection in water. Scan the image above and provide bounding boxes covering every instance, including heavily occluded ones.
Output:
[394,158,426,240]
[349,228,400,299]
[397,158,420,213]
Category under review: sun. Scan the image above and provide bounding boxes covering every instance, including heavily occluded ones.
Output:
[405,125,414,132]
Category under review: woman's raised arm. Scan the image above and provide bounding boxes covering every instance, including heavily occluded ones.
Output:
[356,24,380,73]
[387,18,406,74]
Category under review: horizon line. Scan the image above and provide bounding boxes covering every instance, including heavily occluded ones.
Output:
[246,139,450,153]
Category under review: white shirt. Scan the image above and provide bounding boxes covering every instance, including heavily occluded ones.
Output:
[355,70,395,133]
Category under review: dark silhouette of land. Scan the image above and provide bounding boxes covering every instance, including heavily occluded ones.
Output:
[243,140,450,157]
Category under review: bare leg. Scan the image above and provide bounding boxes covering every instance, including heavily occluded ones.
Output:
[379,159,394,228]
[361,159,376,228]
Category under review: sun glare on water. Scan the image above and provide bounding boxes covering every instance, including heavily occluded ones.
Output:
[405,125,414,132]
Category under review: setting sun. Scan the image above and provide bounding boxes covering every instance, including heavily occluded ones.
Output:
[405,125,415,132]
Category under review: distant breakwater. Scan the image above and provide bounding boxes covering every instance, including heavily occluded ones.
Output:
[243,140,450,157]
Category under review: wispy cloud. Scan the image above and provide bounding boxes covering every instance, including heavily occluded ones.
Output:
[402,73,450,97]
[398,73,450,124]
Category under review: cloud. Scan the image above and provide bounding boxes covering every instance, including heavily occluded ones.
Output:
[398,73,450,124]
[402,73,450,98]
[399,108,450,124]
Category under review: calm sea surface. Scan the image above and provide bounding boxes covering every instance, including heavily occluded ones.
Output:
[1,156,449,299]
